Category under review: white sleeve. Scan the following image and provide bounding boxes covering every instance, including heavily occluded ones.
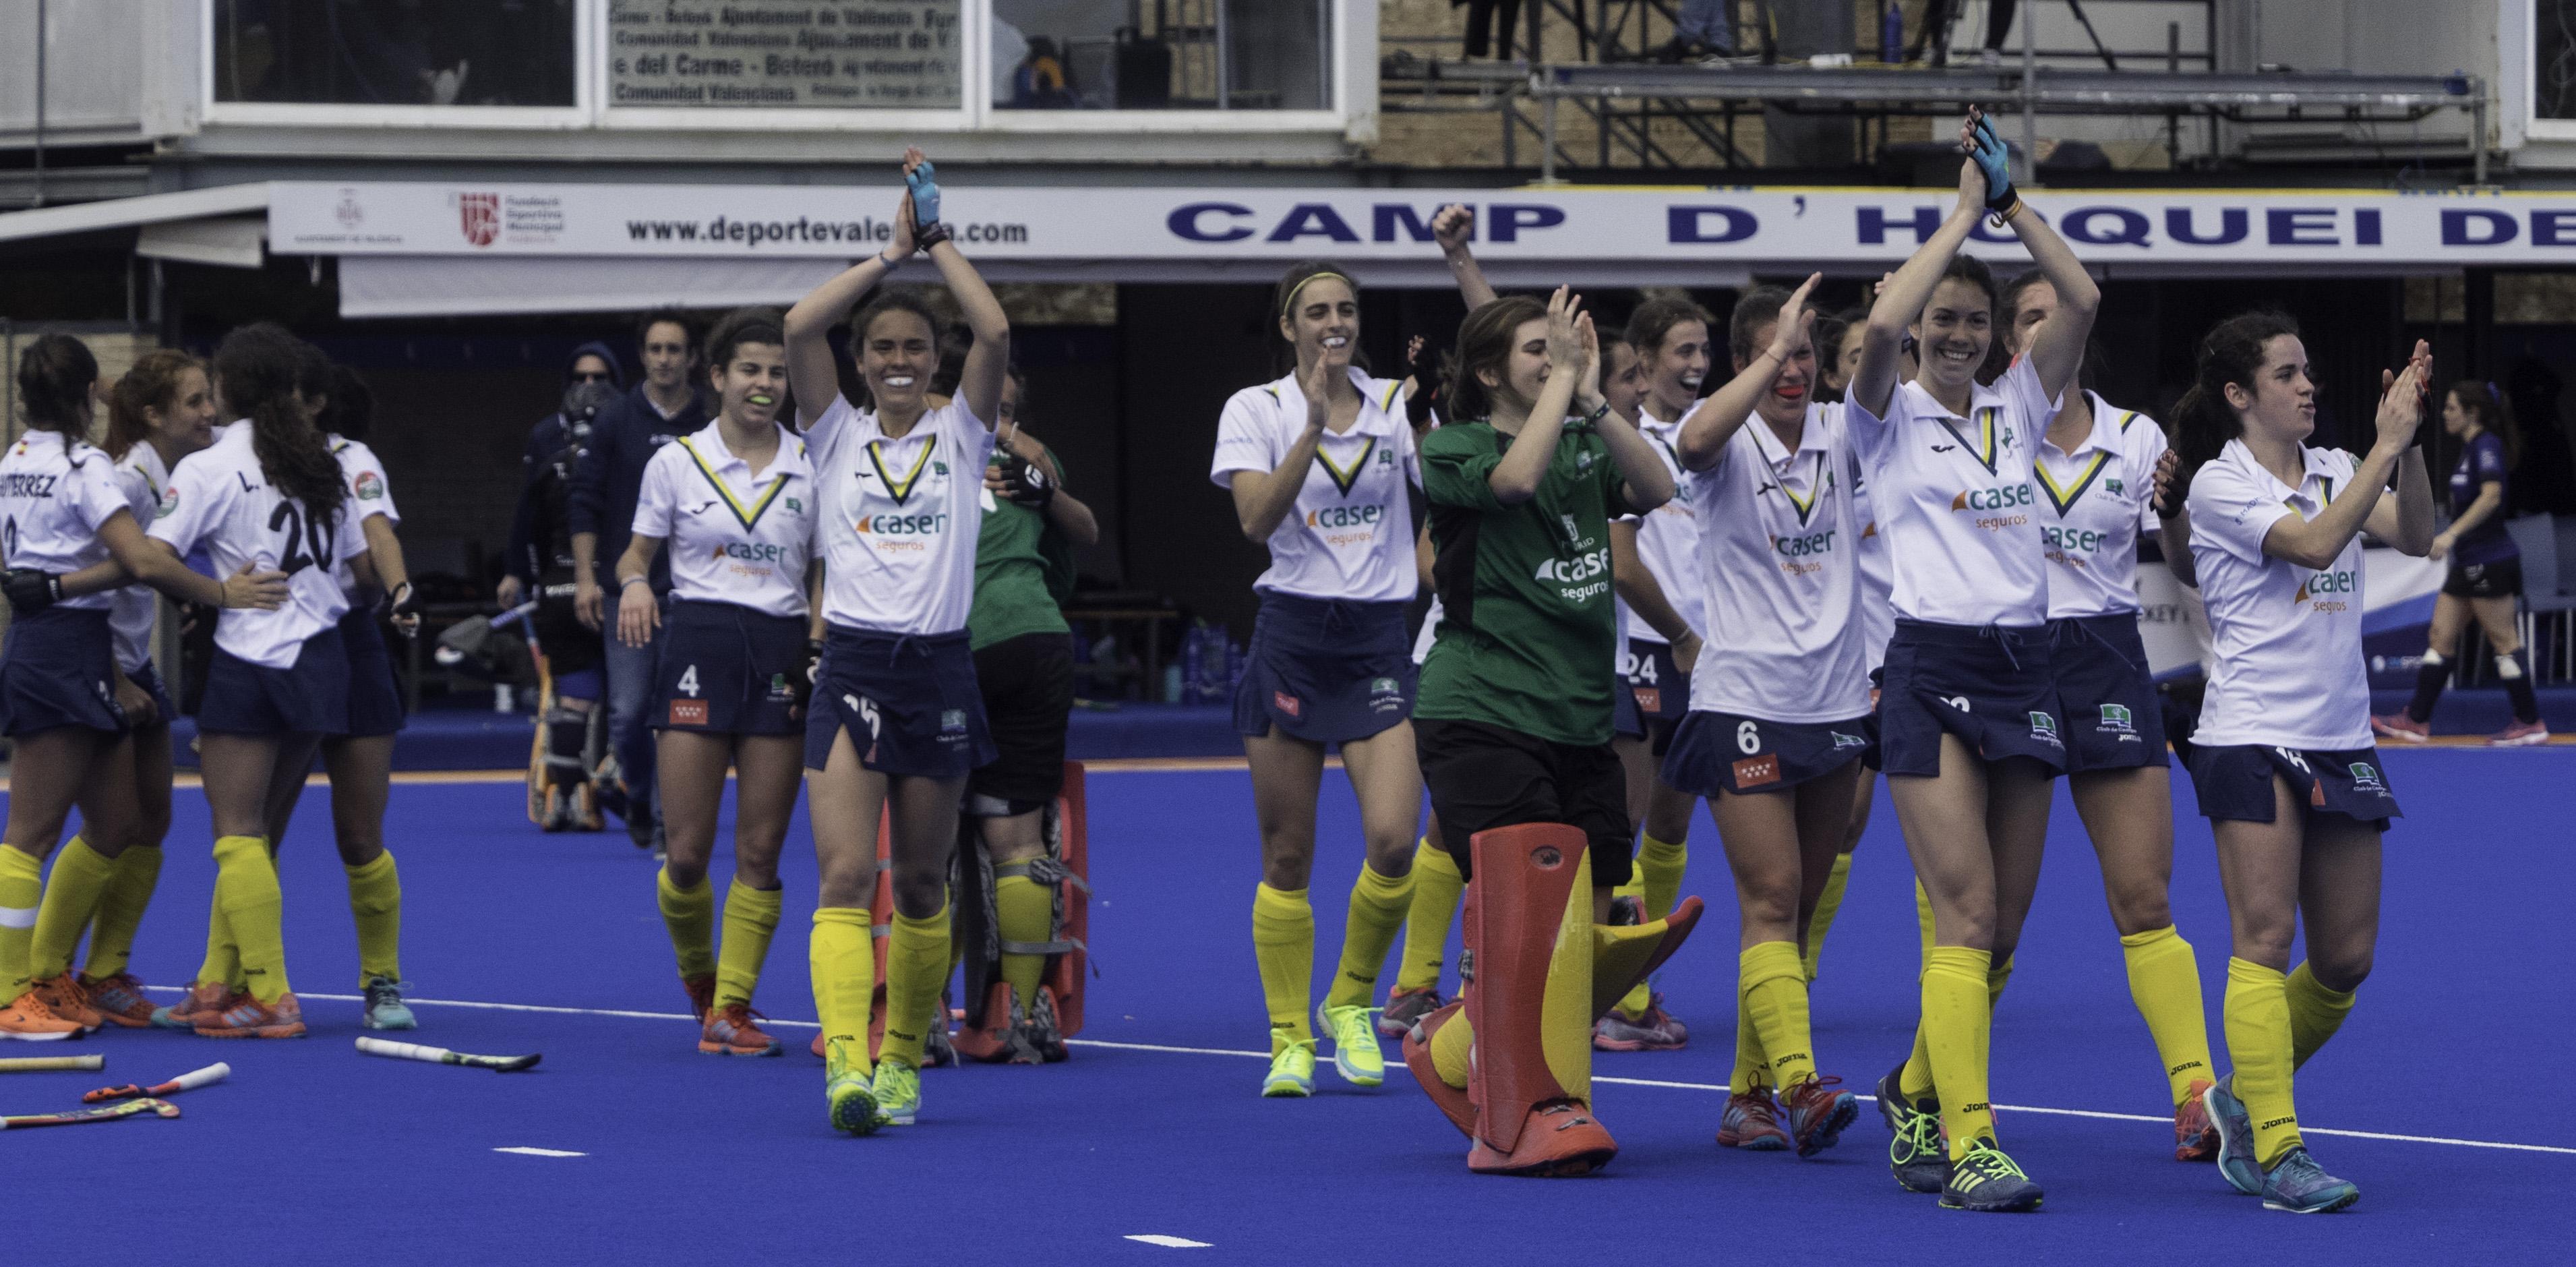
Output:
[1844,390,1894,467]
[2186,458,2292,567]
[66,458,133,535]
[145,459,220,556]
[1209,389,1279,488]
[1997,355,2065,433]
[630,448,678,541]
[343,441,400,525]
[805,396,856,465]
[333,498,370,564]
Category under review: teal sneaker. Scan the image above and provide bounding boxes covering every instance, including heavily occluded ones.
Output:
[1878,1064,1948,1194]
[2260,1147,2359,1214]
[1261,1040,1316,1098]
[1940,1138,2044,1212]
[361,976,417,1030]
[871,1059,922,1126]
[824,1038,885,1136]
[2203,1077,2262,1196]
[1316,1003,1385,1088]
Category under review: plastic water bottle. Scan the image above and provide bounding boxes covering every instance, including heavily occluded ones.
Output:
[1881,1,1902,65]
[1181,621,1205,704]
[1163,664,1184,703]
[495,683,515,713]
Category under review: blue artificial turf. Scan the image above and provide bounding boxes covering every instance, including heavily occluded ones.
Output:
[2,748,2569,1264]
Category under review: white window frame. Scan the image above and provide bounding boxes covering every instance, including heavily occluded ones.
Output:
[199,0,596,128]
[2527,0,2576,140]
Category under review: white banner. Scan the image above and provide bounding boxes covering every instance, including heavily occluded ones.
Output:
[271,180,2576,268]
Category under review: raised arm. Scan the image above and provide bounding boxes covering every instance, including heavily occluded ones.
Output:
[1967,115,2099,400]
[1486,290,1590,505]
[785,185,917,429]
[1679,273,1820,471]
[1433,204,1499,311]
[908,154,1011,428]
[1585,319,1675,512]
[1851,163,1983,419]
[1228,355,1334,540]
[2264,346,2434,567]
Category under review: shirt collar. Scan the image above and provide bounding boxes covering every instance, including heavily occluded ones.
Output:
[685,420,810,481]
[1276,368,1403,432]
[2225,437,2337,508]
[1744,406,1830,469]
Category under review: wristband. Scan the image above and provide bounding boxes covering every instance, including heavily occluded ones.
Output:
[913,220,953,250]
[620,575,652,590]
[875,247,903,268]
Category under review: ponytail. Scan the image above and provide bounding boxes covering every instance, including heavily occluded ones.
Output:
[2450,377,2520,468]
[2170,310,2300,500]
[214,324,346,516]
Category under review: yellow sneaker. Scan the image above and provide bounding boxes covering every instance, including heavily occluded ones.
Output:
[1261,1039,1316,1098]
[824,1037,885,1136]
[871,1059,922,1126]
[1315,1002,1385,1088]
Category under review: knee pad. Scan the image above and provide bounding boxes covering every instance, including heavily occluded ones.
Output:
[543,707,599,787]
[946,763,1091,1063]
[967,793,1046,819]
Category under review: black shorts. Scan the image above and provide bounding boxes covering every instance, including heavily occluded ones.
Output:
[971,632,1075,807]
[806,626,996,779]
[340,610,407,739]
[1661,709,1874,797]
[2440,555,2521,600]
[653,599,808,737]
[1876,620,2064,777]
[1232,593,1414,744]
[1621,637,1690,750]
[2047,614,2169,773]
[1414,716,1633,887]
[198,628,349,737]
[531,572,604,678]
[2186,744,2401,825]
[0,608,123,737]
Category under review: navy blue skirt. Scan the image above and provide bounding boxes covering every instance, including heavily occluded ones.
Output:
[0,608,123,737]
[805,626,996,779]
[128,660,177,728]
[1662,709,1874,796]
[340,610,407,739]
[199,627,350,737]
[2047,614,2167,773]
[1876,620,2064,777]
[654,599,808,737]
[2187,744,2400,825]
[1230,593,1414,744]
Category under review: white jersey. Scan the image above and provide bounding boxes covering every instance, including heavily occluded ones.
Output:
[329,436,399,595]
[1848,448,1896,673]
[809,395,994,636]
[148,423,365,670]
[1210,369,1420,606]
[0,430,128,614]
[1412,595,1443,665]
[1847,355,2062,628]
[1622,409,1706,644]
[2186,440,2372,750]
[632,421,814,616]
[2037,392,2166,620]
[109,442,175,672]
[1685,403,1870,722]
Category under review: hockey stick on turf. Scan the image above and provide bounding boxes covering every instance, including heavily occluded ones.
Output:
[0,1098,179,1129]
[84,1063,229,1104]
[0,1055,104,1073]
[356,1037,541,1071]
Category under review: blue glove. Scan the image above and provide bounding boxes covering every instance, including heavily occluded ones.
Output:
[905,160,941,228]
[1969,113,2018,216]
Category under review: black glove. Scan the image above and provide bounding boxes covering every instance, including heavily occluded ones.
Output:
[3,568,62,616]
[913,220,953,250]
[382,581,423,637]
[993,451,1055,508]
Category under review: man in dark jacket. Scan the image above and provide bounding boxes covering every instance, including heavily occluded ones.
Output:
[502,340,625,608]
[569,309,711,854]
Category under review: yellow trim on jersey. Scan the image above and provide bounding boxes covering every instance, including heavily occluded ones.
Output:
[2034,449,2114,517]
[677,436,793,529]
[1313,436,1379,498]
[1376,380,1403,413]
[864,434,938,507]
[1936,405,2005,475]
[1778,451,1832,527]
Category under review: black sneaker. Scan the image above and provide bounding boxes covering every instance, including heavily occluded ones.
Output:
[1940,1139,2044,1212]
[1878,1063,1949,1194]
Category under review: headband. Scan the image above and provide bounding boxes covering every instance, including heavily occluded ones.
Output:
[1281,271,1354,318]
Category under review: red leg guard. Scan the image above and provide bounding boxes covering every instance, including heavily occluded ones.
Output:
[950,981,1015,1063]
[1401,1000,1476,1138]
[1592,895,1706,1023]
[1463,823,1618,1177]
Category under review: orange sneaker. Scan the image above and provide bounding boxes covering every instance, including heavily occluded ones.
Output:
[152,980,239,1030]
[81,973,159,1028]
[682,972,716,1023]
[0,989,84,1040]
[2175,1079,2220,1161]
[700,1002,783,1056]
[194,991,306,1039]
[27,974,102,1033]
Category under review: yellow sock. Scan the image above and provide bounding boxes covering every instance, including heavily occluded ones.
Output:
[1325,860,1414,1009]
[993,873,1054,1008]
[0,845,43,999]
[1989,953,2014,1011]
[880,903,951,1068]
[1915,878,1936,962]
[1923,945,1996,1158]
[810,907,874,1075]
[212,835,289,1004]
[2284,963,2356,1072]
[1637,833,1687,921]
[1741,940,1816,1090]
[1803,851,1853,982]
[82,844,161,981]
[344,850,402,986]
[655,868,716,980]
[30,837,115,981]
[2225,957,2301,1166]
[1609,871,1654,1020]
[1898,879,1939,1102]
[1429,1003,1473,1089]
[1731,1003,1770,1094]
[1540,855,1597,1104]
[197,888,239,990]
[714,879,782,1009]
[1251,883,1315,1054]
[2120,926,2215,1104]
[1393,838,1462,993]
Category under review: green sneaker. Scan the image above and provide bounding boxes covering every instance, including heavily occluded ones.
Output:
[871,1059,922,1126]
[360,976,417,1030]
[1940,1138,2044,1212]
[1315,1002,1385,1088]
[823,1038,884,1136]
[1261,1040,1317,1098]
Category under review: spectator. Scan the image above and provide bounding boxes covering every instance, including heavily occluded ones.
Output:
[1915,0,2017,67]
[1459,0,1523,61]
[569,310,710,855]
[1011,36,1076,108]
[1650,0,1737,63]
[502,341,624,608]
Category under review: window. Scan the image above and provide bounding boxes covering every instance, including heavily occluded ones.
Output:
[2544,1,2576,121]
[992,0,1331,111]
[212,0,578,106]
[605,1,962,110]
